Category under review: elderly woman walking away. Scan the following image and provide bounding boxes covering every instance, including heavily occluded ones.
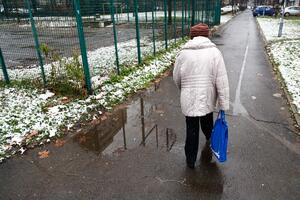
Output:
[173,23,229,169]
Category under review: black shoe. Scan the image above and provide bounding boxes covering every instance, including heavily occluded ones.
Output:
[186,162,195,169]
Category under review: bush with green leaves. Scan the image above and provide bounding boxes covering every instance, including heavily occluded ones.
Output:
[40,44,87,97]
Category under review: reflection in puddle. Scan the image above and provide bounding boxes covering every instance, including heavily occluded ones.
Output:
[183,143,224,195]
[73,95,177,156]
[166,128,176,151]
[73,109,127,154]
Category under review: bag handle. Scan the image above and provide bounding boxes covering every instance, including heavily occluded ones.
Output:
[217,110,225,120]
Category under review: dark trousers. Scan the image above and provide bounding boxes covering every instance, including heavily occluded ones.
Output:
[185,112,214,164]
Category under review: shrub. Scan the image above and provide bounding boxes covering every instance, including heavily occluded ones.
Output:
[41,44,87,97]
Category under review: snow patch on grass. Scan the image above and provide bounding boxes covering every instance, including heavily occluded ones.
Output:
[258,17,300,115]
[257,17,300,42]
[268,40,300,113]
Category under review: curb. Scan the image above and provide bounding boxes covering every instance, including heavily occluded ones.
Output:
[255,18,300,130]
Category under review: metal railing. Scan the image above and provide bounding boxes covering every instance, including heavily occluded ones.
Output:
[0,0,221,94]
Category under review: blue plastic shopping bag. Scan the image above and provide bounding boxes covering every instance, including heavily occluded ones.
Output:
[210,110,228,162]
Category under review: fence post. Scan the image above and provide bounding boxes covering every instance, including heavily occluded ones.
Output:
[155,0,157,19]
[173,0,176,43]
[215,0,221,25]
[195,0,197,23]
[207,0,210,25]
[210,0,212,25]
[73,0,92,94]
[151,0,156,56]
[185,0,187,27]
[145,0,148,23]
[199,0,201,23]
[205,0,209,24]
[110,0,120,75]
[191,0,195,26]
[163,0,168,50]
[0,48,9,84]
[25,0,46,85]
[133,0,142,64]
[202,0,204,22]
[188,0,191,30]
[181,0,184,38]
[126,0,130,22]
[197,0,199,23]
[115,5,119,24]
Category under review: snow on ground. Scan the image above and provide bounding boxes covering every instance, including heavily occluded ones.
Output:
[89,11,214,23]
[268,40,300,113]
[0,87,96,161]
[0,37,171,82]
[257,17,300,114]
[0,41,182,162]
[257,17,300,41]
[88,38,169,76]
[220,14,234,24]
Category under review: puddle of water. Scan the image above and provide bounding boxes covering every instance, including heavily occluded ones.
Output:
[73,83,179,156]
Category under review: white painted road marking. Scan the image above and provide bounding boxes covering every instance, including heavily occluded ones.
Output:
[233,44,249,116]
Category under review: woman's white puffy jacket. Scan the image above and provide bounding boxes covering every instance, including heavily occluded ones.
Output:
[173,36,229,117]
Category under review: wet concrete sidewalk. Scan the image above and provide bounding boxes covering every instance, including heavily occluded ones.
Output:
[1,10,300,200]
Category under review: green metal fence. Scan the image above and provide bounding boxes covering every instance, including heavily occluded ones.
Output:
[0,0,221,94]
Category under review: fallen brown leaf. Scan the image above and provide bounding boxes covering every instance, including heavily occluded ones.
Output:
[54,139,66,147]
[38,150,49,159]
[61,97,71,104]
[79,136,87,144]
[101,115,108,121]
[90,119,99,125]
[113,147,125,156]
[26,130,38,139]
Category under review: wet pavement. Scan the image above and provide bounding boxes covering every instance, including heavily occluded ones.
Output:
[1,10,300,200]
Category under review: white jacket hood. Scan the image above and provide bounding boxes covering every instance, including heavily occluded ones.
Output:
[182,36,216,50]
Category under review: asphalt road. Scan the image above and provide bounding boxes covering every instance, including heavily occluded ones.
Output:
[0,10,299,200]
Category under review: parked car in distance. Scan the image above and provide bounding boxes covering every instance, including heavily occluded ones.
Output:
[253,6,275,17]
[221,5,232,13]
[221,5,239,14]
[282,6,300,16]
